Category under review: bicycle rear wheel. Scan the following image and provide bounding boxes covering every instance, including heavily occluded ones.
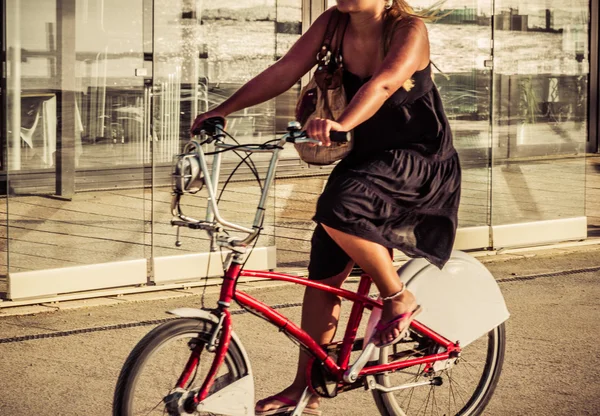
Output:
[113,318,249,415]
[372,323,505,416]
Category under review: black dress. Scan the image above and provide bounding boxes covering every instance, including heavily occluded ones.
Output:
[308,63,462,279]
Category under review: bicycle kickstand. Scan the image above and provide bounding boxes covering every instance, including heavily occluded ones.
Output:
[291,387,312,416]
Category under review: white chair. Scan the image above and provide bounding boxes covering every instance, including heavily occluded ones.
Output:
[20,105,41,149]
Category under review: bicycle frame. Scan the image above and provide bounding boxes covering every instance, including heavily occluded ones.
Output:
[184,262,461,404]
[170,125,461,406]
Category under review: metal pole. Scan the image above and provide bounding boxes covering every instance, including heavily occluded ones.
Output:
[1,0,7,172]
[175,66,181,157]
[9,0,21,171]
[55,0,77,198]
[589,0,599,153]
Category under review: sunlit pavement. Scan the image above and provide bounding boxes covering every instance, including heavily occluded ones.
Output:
[0,244,599,415]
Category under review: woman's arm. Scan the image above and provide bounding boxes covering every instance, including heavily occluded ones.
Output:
[336,18,429,131]
[193,8,335,125]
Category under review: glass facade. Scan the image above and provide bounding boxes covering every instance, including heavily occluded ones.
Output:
[2,0,286,296]
[327,0,590,233]
[5,0,147,279]
[411,0,495,232]
[0,0,594,300]
[150,0,286,263]
[490,0,589,227]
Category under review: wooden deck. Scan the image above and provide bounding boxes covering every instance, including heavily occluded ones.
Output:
[0,154,598,298]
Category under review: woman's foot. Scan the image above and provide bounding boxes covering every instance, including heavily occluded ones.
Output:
[255,385,321,415]
[373,286,419,347]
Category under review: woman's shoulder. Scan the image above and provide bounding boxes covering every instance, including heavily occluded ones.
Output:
[390,16,428,37]
[383,15,430,64]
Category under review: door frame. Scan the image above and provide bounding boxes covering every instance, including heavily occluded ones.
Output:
[1,0,6,174]
[589,0,599,153]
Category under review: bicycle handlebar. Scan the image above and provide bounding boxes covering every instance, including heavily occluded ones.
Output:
[175,117,351,250]
[195,116,349,145]
[191,116,226,136]
[328,131,351,143]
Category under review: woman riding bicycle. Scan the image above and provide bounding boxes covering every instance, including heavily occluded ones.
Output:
[191,0,461,414]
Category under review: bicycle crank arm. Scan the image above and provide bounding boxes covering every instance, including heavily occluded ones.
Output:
[343,342,377,383]
[365,375,443,393]
[290,387,312,416]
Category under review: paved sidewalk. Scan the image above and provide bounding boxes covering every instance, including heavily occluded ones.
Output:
[0,244,599,415]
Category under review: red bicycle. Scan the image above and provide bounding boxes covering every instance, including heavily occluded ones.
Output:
[113,118,509,416]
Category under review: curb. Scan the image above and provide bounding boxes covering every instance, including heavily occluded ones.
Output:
[1,238,599,317]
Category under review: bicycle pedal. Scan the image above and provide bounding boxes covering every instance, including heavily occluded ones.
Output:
[289,387,312,416]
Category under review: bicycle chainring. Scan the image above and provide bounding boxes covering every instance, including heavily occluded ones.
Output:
[306,357,338,398]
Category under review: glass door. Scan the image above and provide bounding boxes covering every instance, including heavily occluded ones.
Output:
[150,0,284,282]
[490,0,589,248]
[418,0,495,249]
[4,0,148,300]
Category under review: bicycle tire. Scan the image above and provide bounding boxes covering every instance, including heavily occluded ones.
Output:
[113,317,249,416]
[372,323,506,416]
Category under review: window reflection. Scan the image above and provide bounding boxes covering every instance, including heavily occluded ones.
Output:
[492,0,588,225]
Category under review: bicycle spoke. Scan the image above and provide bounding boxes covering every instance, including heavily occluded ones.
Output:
[460,358,488,372]
[457,359,476,380]
[459,359,487,365]
[404,387,416,412]
[448,379,453,414]
[449,377,460,414]
[401,363,422,410]
[425,387,435,416]
[141,398,165,416]
[431,387,442,416]
[417,386,433,416]
[446,369,469,403]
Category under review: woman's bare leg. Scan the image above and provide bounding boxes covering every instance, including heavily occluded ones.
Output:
[255,261,354,413]
[256,224,418,412]
[321,224,418,346]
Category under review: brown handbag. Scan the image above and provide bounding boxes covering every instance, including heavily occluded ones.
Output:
[294,10,351,166]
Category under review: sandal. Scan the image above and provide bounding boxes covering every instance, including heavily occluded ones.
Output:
[255,394,322,416]
[370,285,421,347]
[372,305,422,348]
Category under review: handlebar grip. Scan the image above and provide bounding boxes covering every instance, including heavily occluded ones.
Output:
[192,116,225,135]
[330,131,350,143]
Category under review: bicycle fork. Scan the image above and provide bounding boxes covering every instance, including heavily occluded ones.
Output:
[165,307,256,416]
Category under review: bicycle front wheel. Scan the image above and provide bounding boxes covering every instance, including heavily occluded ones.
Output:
[113,318,249,416]
[372,323,505,416]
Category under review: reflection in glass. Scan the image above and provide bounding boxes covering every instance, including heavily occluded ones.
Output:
[150,1,304,258]
[5,0,147,274]
[491,0,588,225]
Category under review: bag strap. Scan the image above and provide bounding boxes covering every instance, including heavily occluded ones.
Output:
[332,13,350,61]
[317,11,350,118]
[317,9,342,62]
[322,10,341,51]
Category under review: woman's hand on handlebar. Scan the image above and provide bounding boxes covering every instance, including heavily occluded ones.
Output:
[190,110,227,136]
[305,118,345,147]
